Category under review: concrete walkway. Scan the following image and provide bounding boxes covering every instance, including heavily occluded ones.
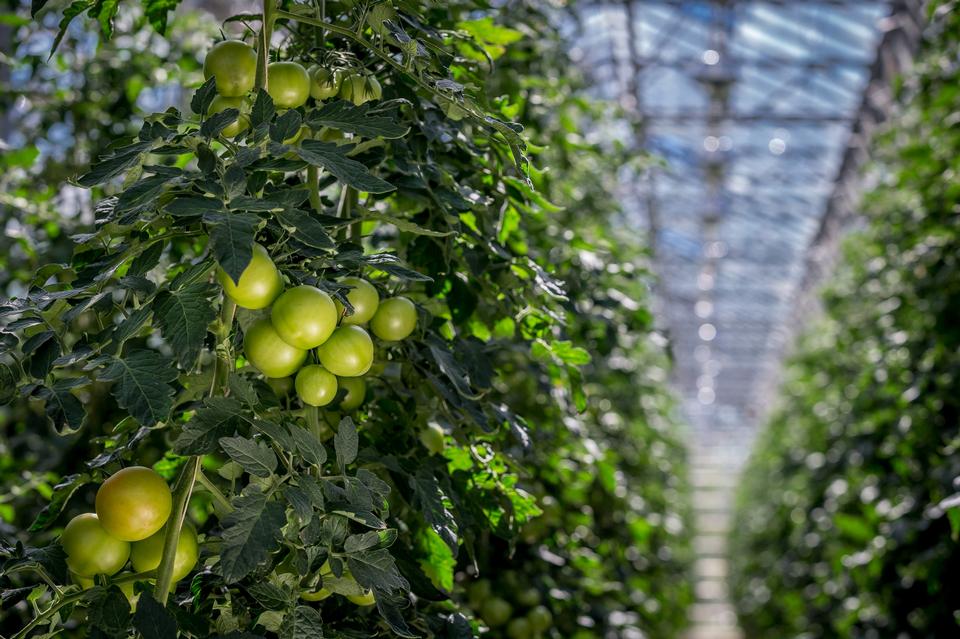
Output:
[684,439,749,639]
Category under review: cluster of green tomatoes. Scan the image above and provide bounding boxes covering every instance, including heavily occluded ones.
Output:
[60,467,196,606]
[202,40,383,138]
[468,576,553,638]
[218,245,418,411]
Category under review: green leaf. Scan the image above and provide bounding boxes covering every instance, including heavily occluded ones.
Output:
[30,473,89,532]
[206,212,260,284]
[296,140,395,194]
[220,486,286,583]
[142,0,179,34]
[334,417,358,469]
[87,586,132,639]
[50,0,93,57]
[36,380,86,435]
[275,210,336,250]
[173,397,246,455]
[132,595,177,639]
[250,89,275,129]
[154,282,218,368]
[166,195,224,218]
[412,467,459,555]
[202,109,241,138]
[362,211,455,237]
[307,101,409,139]
[219,436,278,478]
[346,548,409,592]
[77,140,154,187]
[270,110,302,144]
[96,349,177,426]
[291,426,327,466]
[278,606,325,639]
[191,76,218,115]
[246,582,294,611]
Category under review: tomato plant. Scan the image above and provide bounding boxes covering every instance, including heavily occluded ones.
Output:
[0,1,692,637]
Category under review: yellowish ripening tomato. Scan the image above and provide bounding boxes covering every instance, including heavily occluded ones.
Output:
[96,467,172,542]
[130,523,200,584]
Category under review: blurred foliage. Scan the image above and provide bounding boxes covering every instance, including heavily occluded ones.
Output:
[730,2,960,636]
[0,1,692,637]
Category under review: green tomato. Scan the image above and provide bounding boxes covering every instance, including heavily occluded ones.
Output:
[335,277,380,325]
[309,66,342,100]
[72,572,95,589]
[316,326,374,377]
[203,40,257,97]
[61,513,130,577]
[267,61,311,109]
[370,296,417,341]
[481,597,513,627]
[217,244,283,310]
[300,587,332,602]
[271,285,338,349]
[207,95,249,137]
[96,467,172,542]
[346,589,376,606]
[339,73,382,106]
[244,318,308,378]
[419,422,445,455]
[507,618,532,639]
[467,579,491,606]
[130,523,199,584]
[337,376,366,410]
[295,365,339,407]
[528,605,553,632]
[516,587,541,607]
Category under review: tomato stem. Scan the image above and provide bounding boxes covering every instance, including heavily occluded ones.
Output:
[196,470,234,514]
[154,456,200,605]
[308,165,322,212]
[256,0,277,91]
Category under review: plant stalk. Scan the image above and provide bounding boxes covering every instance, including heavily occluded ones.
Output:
[256,0,278,91]
[154,456,200,605]
[197,470,235,514]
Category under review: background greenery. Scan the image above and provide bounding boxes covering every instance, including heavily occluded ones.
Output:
[0,1,692,638]
[729,2,960,636]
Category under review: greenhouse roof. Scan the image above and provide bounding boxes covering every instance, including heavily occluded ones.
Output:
[574,0,901,436]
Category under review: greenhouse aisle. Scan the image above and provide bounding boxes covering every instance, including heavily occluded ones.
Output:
[686,440,750,639]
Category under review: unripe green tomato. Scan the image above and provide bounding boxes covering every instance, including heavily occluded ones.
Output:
[130,523,199,584]
[337,376,366,410]
[340,73,382,106]
[517,587,541,607]
[507,618,532,639]
[467,579,491,606]
[96,467,172,542]
[481,598,513,627]
[528,605,553,632]
[244,318,308,378]
[316,326,374,377]
[207,95,249,137]
[295,365,338,407]
[419,422,445,455]
[267,61,311,109]
[203,41,257,97]
[61,513,130,577]
[347,589,376,606]
[300,587,332,602]
[370,296,418,341]
[72,572,95,589]
[309,66,342,100]
[217,244,283,310]
[335,277,380,325]
[271,286,338,349]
